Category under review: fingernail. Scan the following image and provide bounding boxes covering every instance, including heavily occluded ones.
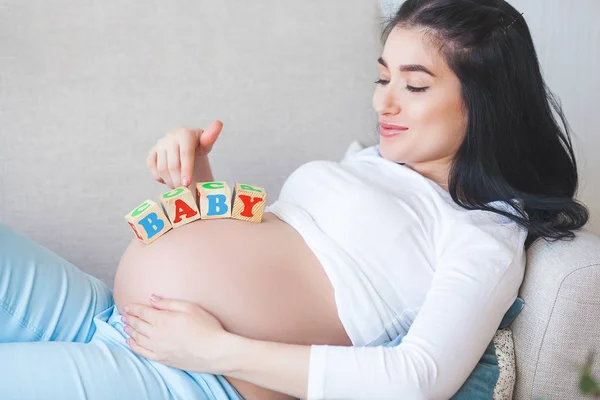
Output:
[182,177,189,186]
[150,294,161,302]
[121,316,127,323]
[123,306,130,313]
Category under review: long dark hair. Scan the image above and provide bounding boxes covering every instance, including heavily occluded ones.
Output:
[381,0,589,249]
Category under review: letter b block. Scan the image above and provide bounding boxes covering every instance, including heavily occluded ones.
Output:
[124,199,173,244]
[196,181,233,219]
[231,183,266,223]
[158,186,201,228]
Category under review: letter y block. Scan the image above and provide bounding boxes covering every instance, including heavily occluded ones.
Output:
[231,183,267,223]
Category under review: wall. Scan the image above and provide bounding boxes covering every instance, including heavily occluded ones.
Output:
[0,1,383,285]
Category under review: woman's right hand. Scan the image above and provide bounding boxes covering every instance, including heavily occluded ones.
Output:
[147,120,223,189]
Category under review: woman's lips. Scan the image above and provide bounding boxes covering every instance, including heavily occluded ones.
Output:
[379,122,408,137]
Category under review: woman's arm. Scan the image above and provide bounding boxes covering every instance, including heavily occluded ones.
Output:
[123,296,311,398]
[223,336,311,399]
[189,154,215,187]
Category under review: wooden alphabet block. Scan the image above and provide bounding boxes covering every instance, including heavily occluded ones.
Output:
[196,181,233,219]
[124,199,173,244]
[158,186,201,228]
[231,183,267,223]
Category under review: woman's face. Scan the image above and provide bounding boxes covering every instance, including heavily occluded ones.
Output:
[372,26,467,188]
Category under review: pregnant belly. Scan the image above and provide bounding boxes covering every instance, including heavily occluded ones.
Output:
[113,212,351,400]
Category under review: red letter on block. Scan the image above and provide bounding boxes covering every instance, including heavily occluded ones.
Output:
[172,198,199,223]
[238,195,264,217]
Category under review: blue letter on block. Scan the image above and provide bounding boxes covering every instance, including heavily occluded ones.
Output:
[137,212,165,239]
[206,194,229,216]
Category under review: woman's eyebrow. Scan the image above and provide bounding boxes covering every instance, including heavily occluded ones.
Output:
[377,57,437,77]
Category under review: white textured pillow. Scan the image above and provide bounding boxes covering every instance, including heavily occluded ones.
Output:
[493,327,517,400]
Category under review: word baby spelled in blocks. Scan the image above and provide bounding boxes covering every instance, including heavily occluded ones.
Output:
[125,181,267,245]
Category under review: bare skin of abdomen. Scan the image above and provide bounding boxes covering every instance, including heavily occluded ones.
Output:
[113,212,352,400]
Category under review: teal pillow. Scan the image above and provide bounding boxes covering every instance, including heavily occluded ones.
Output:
[382,297,524,399]
[498,297,524,329]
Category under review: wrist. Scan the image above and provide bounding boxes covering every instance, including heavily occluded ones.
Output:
[213,333,249,375]
[193,154,215,183]
[215,335,312,399]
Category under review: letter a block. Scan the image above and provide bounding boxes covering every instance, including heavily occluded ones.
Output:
[231,183,267,223]
[158,186,201,228]
[124,199,173,244]
[196,181,232,219]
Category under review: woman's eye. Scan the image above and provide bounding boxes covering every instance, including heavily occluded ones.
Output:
[374,80,428,93]
[406,85,429,93]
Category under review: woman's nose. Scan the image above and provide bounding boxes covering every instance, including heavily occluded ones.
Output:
[373,86,401,116]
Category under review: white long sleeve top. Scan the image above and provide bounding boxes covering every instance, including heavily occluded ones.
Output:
[264,141,528,400]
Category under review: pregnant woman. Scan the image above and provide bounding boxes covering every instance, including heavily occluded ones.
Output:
[0,0,590,399]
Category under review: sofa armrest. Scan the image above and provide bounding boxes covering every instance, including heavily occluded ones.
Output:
[512,229,600,400]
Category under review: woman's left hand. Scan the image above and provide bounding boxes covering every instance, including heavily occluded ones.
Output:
[122,294,237,374]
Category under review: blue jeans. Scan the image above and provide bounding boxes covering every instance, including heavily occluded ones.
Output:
[0,223,244,400]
